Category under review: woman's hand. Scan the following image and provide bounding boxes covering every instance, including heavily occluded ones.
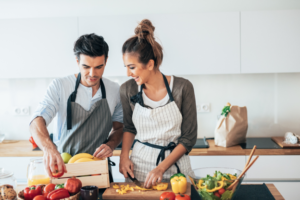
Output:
[119,155,134,178]
[144,167,164,188]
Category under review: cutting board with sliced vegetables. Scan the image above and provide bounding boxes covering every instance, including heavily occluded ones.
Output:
[102,182,191,200]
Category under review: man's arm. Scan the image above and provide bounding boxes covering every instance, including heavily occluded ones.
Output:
[30,117,67,177]
[29,78,65,177]
[93,121,123,159]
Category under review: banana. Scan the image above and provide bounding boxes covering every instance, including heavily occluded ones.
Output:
[68,153,93,164]
[74,158,95,163]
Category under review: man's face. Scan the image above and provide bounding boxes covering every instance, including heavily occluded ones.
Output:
[77,54,107,87]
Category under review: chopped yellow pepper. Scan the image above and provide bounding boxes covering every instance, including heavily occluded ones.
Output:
[198,180,206,189]
[221,176,228,181]
[170,173,187,194]
[113,184,119,189]
[205,181,224,193]
[229,174,237,180]
[152,183,168,191]
[134,186,153,191]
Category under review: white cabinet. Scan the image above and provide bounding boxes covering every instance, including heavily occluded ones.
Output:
[79,12,240,76]
[0,157,41,183]
[241,10,300,73]
[244,155,300,180]
[109,156,125,182]
[0,17,78,78]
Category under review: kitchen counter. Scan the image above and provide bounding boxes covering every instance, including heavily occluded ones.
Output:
[16,184,284,200]
[1,140,300,157]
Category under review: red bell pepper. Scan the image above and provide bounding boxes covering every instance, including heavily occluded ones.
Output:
[29,136,38,149]
[47,188,70,200]
[24,185,42,200]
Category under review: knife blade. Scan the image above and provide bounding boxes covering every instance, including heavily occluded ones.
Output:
[127,172,144,188]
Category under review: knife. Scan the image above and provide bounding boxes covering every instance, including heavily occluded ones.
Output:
[127,172,144,188]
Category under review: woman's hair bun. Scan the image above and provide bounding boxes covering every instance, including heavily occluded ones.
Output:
[134,19,155,39]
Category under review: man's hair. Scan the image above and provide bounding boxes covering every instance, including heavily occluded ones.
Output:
[74,33,109,61]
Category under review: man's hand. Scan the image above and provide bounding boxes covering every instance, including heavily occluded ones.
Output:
[43,146,67,178]
[93,144,113,159]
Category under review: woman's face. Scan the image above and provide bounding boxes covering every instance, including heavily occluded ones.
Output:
[123,53,154,85]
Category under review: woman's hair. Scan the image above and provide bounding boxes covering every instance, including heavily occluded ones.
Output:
[122,19,163,69]
[74,33,109,61]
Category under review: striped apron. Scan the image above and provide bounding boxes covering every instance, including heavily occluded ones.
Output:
[58,73,114,181]
[127,74,194,182]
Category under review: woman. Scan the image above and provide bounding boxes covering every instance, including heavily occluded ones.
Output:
[119,19,197,188]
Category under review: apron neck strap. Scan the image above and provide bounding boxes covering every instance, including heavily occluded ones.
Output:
[141,73,174,102]
[67,73,106,130]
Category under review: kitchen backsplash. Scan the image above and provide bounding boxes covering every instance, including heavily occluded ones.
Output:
[0,73,299,140]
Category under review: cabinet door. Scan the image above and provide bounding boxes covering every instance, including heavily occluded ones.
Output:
[0,157,41,183]
[241,10,300,73]
[109,156,125,182]
[244,155,300,180]
[0,17,78,78]
[79,12,240,76]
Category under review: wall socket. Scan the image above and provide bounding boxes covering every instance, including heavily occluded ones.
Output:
[197,103,210,113]
[13,106,30,116]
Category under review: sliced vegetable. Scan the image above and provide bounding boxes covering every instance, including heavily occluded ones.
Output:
[152,183,168,191]
[214,192,221,198]
[218,188,225,195]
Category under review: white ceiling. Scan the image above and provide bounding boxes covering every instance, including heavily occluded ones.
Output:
[0,0,300,19]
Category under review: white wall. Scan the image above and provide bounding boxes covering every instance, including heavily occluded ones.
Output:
[1,0,300,19]
[1,73,299,140]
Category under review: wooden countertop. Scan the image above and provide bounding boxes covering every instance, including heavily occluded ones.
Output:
[15,183,284,200]
[1,140,300,157]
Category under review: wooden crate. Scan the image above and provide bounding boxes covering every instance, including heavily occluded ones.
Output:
[51,159,110,189]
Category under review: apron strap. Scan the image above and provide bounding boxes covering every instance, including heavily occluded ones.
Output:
[67,73,106,130]
[162,73,174,102]
[136,140,181,174]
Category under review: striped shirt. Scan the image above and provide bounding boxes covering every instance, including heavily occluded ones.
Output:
[30,74,123,146]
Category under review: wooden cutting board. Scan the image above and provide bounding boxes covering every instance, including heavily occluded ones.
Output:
[272,137,300,148]
[102,182,191,200]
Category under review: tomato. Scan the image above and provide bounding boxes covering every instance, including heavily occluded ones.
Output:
[175,194,191,200]
[218,188,226,195]
[51,164,64,178]
[43,184,56,194]
[42,192,48,198]
[33,195,46,200]
[214,192,221,198]
[160,192,176,200]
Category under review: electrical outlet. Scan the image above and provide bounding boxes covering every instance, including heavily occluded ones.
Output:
[197,103,210,113]
[13,106,30,115]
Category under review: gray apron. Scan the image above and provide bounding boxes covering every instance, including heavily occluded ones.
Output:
[58,73,114,182]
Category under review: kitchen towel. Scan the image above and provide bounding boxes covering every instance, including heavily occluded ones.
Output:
[215,105,248,147]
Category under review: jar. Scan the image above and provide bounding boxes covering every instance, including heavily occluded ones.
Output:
[27,158,50,186]
[0,168,17,188]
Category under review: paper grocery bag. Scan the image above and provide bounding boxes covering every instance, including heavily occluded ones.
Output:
[215,105,248,147]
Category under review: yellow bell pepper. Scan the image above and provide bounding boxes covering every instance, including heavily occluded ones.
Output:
[134,186,153,191]
[205,181,224,193]
[152,183,168,191]
[170,173,187,194]
[229,174,237,180]
[113,184,119,189]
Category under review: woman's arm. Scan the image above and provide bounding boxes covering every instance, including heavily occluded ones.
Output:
[119,132,136,178]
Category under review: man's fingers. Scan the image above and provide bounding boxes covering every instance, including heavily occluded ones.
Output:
[49,156,56,174]
[144,173,151,188]
[63,163,68,173]
[44,156,52,178]
[100,151,113,159]
[93,145,106,157]
[157,176,162,184]
[56,156,63,173]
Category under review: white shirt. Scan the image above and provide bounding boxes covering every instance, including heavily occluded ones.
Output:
[30,75,123,145]
[142,76,174,108]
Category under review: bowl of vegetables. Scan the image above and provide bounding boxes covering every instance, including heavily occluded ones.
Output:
[191,167,245,200]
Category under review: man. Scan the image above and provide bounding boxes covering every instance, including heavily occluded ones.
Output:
[29,33,123,181]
